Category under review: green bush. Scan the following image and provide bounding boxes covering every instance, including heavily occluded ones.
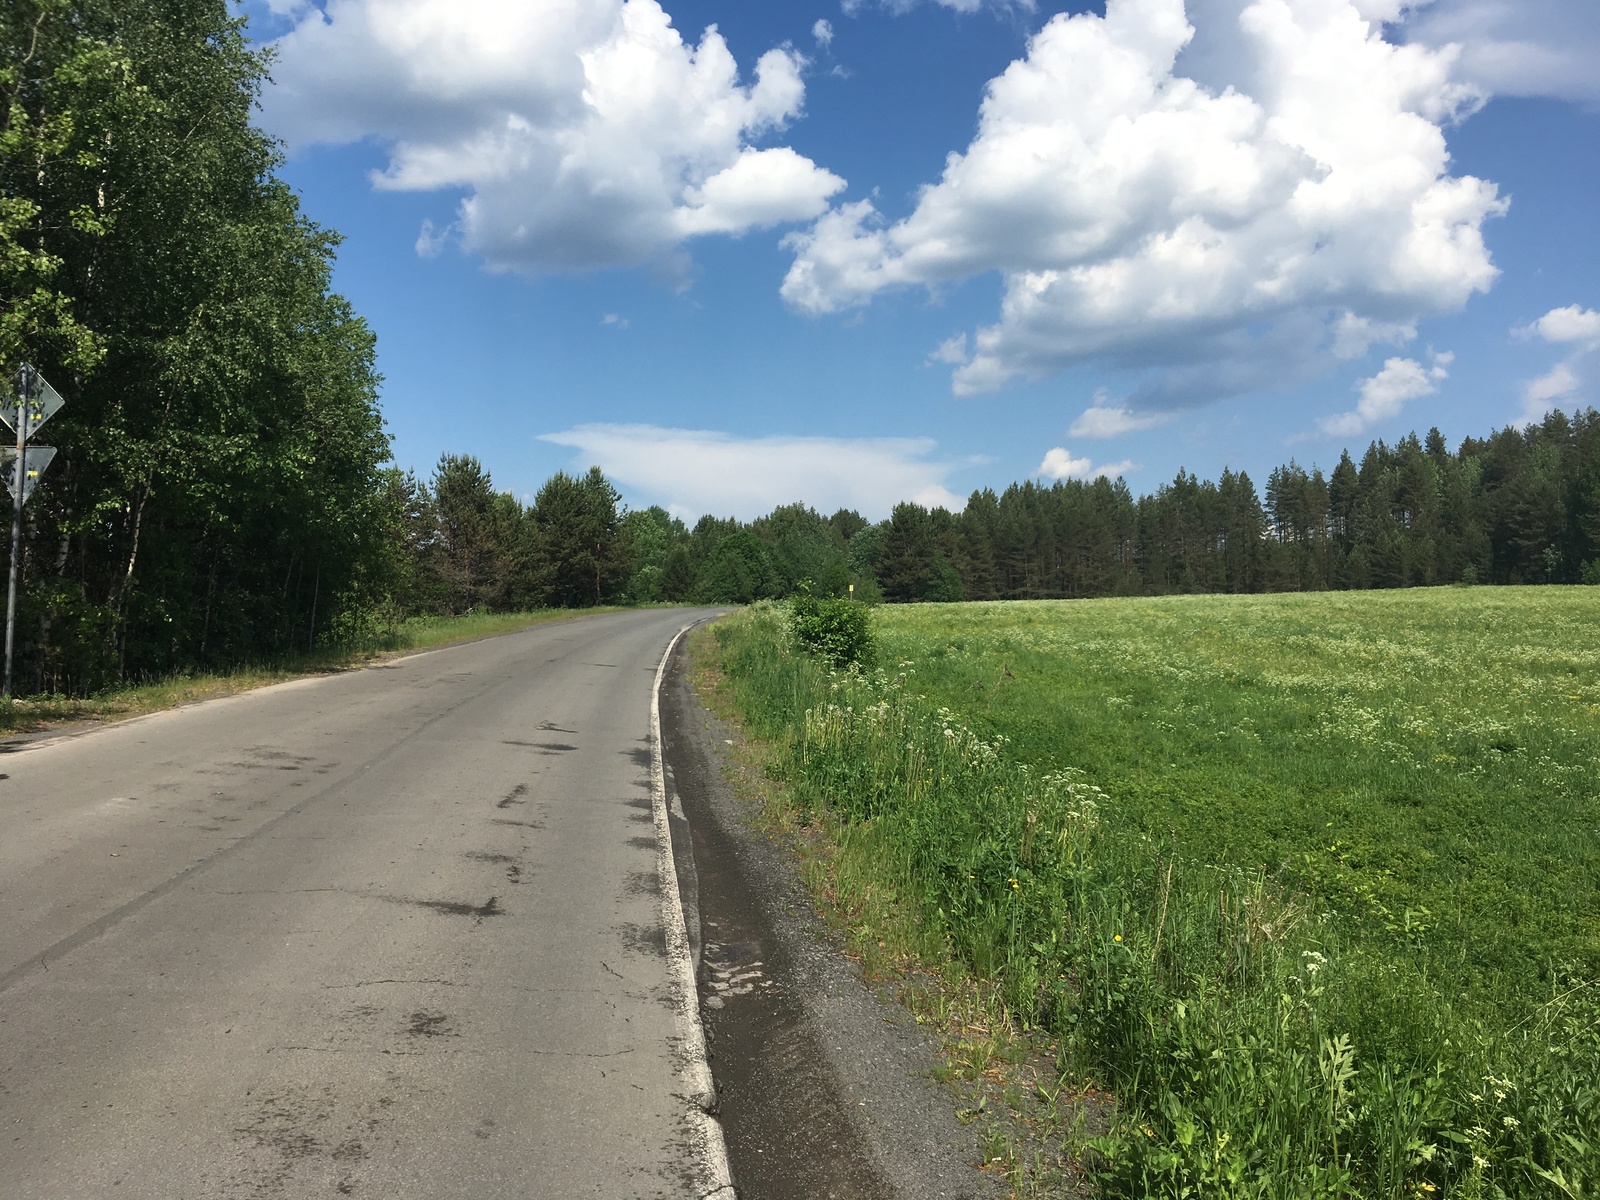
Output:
[788,593,875,668]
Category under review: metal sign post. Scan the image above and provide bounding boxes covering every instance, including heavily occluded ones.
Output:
[2,364,64,698]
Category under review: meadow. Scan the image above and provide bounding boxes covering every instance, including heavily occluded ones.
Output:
[708,587,1600,1198]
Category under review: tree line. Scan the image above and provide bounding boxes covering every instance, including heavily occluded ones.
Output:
[4,3,1595,699]
[867,410,1600,603]
[377,453,871,617]
[389,405,1600,625]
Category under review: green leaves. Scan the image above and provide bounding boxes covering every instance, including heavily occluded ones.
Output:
[0,0,389,690]
[530,465,629,608]
[789,592,875,668]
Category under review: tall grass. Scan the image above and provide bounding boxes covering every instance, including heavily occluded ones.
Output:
[711,599,1600,1198]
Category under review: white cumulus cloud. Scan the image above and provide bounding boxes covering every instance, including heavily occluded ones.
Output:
[1520,305,1600,347]
[540,424,964,519]
[1069,392,1172,438]
[1318,351,1451,437]
[1523,362,1579,404]
[261,0,844,277]
[812,18,834,46]
[1037,448,1138,481]
[842,0,1034,13]
[1514,303,1600,424]
[783,0,1503,411]
[1400,0,1600,105]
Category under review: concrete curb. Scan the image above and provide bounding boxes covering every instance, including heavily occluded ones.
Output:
[652,622,737,1200]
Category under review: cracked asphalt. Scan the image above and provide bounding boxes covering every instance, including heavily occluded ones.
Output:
[0,609,724,1199]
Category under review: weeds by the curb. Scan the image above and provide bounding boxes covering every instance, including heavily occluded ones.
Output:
[688,623,1110,1199]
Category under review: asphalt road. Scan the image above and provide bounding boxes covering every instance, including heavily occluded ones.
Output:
[0,608,727,1199]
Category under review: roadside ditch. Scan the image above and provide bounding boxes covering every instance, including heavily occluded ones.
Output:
[661,629,1103,1199]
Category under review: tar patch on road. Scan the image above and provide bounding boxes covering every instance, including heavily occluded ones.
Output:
[617,921,668,958]
[500,738,578,754]
[464,851,526,885]
[390,896,503,920]
[406,1010,457,1038]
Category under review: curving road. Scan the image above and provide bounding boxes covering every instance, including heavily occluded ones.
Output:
[0,609,727,1199]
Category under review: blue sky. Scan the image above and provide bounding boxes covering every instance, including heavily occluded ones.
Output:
[238,0,1600,520]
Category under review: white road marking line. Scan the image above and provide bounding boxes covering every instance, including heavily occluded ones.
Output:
[651,622,736,1200]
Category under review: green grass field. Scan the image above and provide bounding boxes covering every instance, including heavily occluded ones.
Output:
[883,589,1600,1016]
[710,587,1600,1198]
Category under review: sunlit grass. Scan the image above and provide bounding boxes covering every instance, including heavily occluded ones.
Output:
[878,587,1600,1013]
[707,587,1600,1198]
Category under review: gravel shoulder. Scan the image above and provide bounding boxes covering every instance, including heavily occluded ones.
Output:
[661,637,1003,1200]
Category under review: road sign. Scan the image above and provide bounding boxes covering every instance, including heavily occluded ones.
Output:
[2,365,64,442]
[5,362,64,697]
[0,446,58,505]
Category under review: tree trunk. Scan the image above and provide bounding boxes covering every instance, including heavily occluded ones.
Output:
[307,560,320,652]
[105,486,148,679]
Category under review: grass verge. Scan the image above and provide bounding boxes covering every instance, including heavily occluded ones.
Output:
[690,621,1112,1198]
[0,607,637,736]
[703,596,1600,1199]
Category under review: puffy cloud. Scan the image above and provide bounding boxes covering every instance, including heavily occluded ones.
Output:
[1401,0,1600,105]
[261,0,843,276]
[1524,362,1579,405]
[812,18,834,46]
[674,147,846,237]
[1515,304,1600,424]
[926,333,969,365]
[1318,351,1451,437]
[1331,313,1417,360]
[540,424,964,519]
[842,0,1033,13]
[1520,305,1600,347]
[783,0,1503,410]
[1037,448,1138,481]
[1517,362,1583,426]
[1069,392,1172,438]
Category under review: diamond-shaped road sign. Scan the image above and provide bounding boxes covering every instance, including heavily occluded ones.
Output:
[0,446,58,505]
[5,362,66,696]
[3,365,65,443]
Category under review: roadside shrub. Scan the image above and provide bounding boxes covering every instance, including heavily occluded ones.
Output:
[789,593,876,668]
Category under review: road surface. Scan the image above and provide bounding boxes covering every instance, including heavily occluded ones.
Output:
[0,609,727,1199]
